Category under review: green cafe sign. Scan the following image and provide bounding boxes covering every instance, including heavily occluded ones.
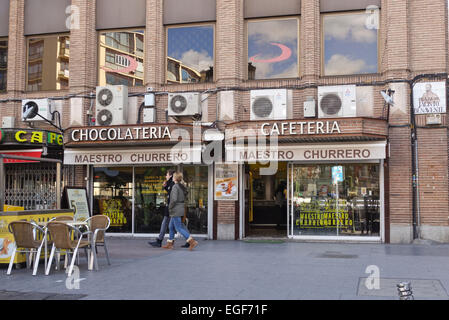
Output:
[0,129,63,147]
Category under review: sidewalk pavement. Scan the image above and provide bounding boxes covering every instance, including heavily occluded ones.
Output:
[1,238,449,300]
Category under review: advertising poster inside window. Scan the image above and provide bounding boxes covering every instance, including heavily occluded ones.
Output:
[413,82,446,114]
[215,163,238,201]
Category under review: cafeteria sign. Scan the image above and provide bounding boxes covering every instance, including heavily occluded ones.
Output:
[215,163,238,201]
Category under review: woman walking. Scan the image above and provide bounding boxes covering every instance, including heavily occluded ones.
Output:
[162,172,198,250]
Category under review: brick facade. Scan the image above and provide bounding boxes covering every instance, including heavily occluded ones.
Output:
[1,0,448,242]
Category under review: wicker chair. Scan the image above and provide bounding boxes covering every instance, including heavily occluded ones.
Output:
[47,216,75,267]
[85,215,111,269]
[51,216,74,222]
[45,222,95,277]
[7,221,46,276]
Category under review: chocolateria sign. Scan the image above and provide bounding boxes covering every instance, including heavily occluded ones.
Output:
[70,126,173,142]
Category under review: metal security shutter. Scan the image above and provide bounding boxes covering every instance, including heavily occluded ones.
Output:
[245,0,301,19]
[24,0,71,35]
[164,0,216,25]
[5,163,57,210]
[96,0,146,30]
[0,0,9,37]
[320,0,381,12]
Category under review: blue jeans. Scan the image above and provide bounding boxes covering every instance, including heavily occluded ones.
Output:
[168,216,190,241]
[157,216,170,241]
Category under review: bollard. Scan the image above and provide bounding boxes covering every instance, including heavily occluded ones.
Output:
[397,282,414,300]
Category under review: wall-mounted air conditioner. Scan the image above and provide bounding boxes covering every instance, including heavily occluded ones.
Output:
[95,85,128,126]
[168,92,202,117]
[318,85,357,118]
[22,99,52,122]
[250,89,287,120]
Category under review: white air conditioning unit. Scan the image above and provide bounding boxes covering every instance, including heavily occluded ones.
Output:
[22,99,52,122]
[250,89,287,120]
[168,92,202,117]
[318,85,357,118]
[95,85,128,126]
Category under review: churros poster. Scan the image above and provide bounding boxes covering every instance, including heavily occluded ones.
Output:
[215,163,238,201]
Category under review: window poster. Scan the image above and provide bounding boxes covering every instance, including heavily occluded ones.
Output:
[64,187,90,221]
[215,163,238,201]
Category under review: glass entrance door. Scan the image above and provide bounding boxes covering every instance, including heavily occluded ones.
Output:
[288,163,381,239]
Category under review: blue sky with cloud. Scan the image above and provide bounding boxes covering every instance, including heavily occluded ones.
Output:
[167,26,214,73]
[248,19,298,79]
[324,13,378,75]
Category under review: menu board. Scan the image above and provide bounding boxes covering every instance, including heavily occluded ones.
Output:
[215,163,238,201]
[63,187,90,221]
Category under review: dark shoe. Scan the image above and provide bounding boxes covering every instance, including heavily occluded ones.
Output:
[181,242,190,248]
[148,239,162,247]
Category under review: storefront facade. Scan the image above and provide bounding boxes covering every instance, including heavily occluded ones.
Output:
[225,118,388,242]
[1,0,448,244]
[64,123,214,239]
[0,128,64,210]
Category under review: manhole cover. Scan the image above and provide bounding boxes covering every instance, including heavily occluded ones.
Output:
[316,251,358,259]
[357,278,448,299]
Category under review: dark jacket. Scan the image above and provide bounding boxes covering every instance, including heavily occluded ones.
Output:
[163,177,175,217]
[168,183,188,217]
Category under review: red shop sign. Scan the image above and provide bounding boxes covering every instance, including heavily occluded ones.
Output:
[1,151,43,163]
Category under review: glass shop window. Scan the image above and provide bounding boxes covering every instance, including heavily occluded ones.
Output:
[27,35,70,91]
[99,30,145,86]
[166,24,214,83]
[322,11,379,76]
[134,166,177,234]
[292,163,380,237]
[0,38,7,92]
[247,18,299,80]
[183,165,209,235]
[93,167,133,233]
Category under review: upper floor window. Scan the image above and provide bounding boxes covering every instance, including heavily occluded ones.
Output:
[0,38,7,92]
[247,18,299,80]
[27,35,70,92]
[166,24,214,84]
[99,30,145,87]
[322,11,378,76]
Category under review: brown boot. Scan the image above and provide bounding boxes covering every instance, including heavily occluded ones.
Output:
[162,240,174,249]
[187,237,198,251]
